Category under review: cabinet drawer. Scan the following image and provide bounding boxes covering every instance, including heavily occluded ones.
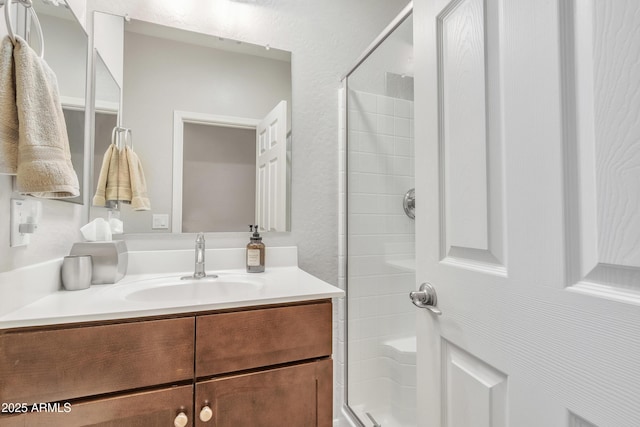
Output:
[196,301,332,377]
[1,384,193,427]
[195,359,332,427]
[0,317,194,404]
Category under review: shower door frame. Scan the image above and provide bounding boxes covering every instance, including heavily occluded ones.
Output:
[341,2,414,426]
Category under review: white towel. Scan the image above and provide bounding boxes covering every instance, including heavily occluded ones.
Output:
[13,36,79,198]
[0,36,18,174]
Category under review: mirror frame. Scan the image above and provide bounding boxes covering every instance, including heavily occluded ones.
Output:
[88,47,122,216]
[28,0,90,206]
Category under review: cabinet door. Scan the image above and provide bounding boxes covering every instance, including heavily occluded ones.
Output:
[0,385,193,427]
[196,301,332,377]
[194,359,332,427]
[0,317,194,404]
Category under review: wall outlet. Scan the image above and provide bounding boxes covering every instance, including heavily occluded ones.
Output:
[152,214,169,230]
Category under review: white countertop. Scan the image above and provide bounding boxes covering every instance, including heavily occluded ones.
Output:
[0,266,344,330]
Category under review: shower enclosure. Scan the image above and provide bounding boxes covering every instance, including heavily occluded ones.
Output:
[341,5,415,427]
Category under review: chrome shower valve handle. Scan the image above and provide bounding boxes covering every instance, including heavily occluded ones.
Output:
[403,188,415,219]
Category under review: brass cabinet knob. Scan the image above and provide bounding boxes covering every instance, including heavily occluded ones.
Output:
[174,412,188,427]
[200,405,213,422]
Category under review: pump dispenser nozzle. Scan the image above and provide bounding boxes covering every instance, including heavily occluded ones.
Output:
[250,224,262,241]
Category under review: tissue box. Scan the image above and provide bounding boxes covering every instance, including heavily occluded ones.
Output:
[69,241,128,284]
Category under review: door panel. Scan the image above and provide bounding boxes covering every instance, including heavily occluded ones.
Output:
[440,0,489,252]
[256,100,287,232]
[415,0,640,426]
[437,0,506,274]
[564,0,640,293]
[442,341,507,427]
[570,415,597,427]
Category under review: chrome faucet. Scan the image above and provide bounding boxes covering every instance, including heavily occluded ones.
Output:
[193,232,206,279]
[182,233,217,280]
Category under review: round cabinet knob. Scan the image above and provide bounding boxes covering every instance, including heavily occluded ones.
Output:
[174,412,188,427]
[200,405,213,422]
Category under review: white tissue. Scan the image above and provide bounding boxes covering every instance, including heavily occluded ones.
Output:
[107,210,124,235]
[80,218,113,242]
[109,217,124,234]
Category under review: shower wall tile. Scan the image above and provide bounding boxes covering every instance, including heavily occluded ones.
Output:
[387,175,411,194]
[394,98,412,118]
[347,89,416,412]
[394,156,413,176]
[395,117,411,137]
[348,265,414,293]
[378,96,396,116]
[377,114,396,135]
[348,214,414,236]
[362,113,378,133]
[349,233,414,255]
[395,136,412,156]
[349,194,380,214]
[348,255,406,276]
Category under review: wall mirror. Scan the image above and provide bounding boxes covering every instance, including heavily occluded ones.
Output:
[31,0,88,204]
[90,18,292,234]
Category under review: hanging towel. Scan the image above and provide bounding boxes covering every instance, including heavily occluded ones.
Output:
[92,145,150,210]
[13,36,79,198]
[0,36,18,174]
[124,146,150,211]
[92,143,132,206]
[92,143,117,206]
[110,145,131,204]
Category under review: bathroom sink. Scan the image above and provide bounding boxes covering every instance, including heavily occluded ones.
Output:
[120,274,264,303]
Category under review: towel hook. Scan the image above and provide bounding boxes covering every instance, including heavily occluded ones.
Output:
[2,0,45,58]
[111,126,133,150]
[123,128,133,150]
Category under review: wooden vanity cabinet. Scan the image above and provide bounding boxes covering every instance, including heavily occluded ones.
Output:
[2,386,194,427]
[195,359,332,427]
[196,301,332,376]
[194,301,333,427]
[0,300,333,427]
[0,317,195,427]
[0,317,195,404]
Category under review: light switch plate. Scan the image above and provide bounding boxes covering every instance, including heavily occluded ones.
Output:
[152,214,169,229]
[10,199,34,247]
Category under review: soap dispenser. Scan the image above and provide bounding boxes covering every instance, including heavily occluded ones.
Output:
[246,224,265,273]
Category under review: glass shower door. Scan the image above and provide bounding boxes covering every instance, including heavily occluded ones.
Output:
[345,12,415,427]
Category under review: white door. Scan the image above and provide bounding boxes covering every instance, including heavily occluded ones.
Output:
[256,100,287,232]
[414,0,640,426]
